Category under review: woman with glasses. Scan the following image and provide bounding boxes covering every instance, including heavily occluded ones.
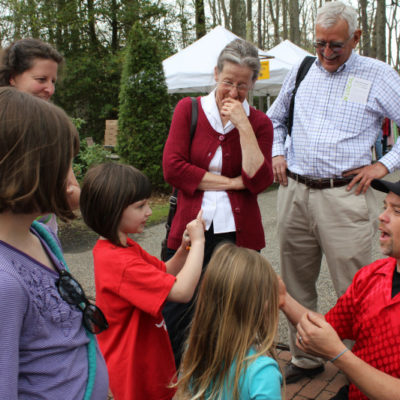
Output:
[162,38,274,367]
[0,87,109,400]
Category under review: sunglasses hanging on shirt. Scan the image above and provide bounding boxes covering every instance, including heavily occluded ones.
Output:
[57,269,109,334]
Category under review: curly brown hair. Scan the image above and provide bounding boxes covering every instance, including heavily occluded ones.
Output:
[0,38,63,86]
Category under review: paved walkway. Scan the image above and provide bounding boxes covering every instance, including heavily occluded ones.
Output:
[277,349,347,399]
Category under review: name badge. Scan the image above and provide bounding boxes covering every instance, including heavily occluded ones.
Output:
[342,76,372,105]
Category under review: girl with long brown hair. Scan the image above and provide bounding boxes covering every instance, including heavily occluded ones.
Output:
[0,87,109,399]
[175,242,283,400]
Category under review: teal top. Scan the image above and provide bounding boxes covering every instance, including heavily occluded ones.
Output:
[206,348,282,399]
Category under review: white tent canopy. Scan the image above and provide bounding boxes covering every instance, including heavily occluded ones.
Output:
[162,26,313,96]
[266,39,313,65]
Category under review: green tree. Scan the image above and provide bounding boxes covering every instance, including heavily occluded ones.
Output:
[117,22,171,191]
[0,0,174,144]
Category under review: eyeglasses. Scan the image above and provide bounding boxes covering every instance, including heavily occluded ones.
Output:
[218,81,250,93]
[313,36,353,53]
[57,269,109,334]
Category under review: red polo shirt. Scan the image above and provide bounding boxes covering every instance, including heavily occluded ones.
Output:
[326,257,400,400]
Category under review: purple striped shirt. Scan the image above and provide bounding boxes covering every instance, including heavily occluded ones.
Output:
[0,226,108,399]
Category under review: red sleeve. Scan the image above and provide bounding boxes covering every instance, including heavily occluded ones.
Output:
[241,110,274,194]
[325,272,360,341]
[118,242,176,317]
[163,97,207,195]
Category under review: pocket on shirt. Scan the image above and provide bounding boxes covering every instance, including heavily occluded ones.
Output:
[334,100,367,135]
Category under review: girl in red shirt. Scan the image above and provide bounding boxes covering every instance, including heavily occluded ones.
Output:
[80,163,205,400]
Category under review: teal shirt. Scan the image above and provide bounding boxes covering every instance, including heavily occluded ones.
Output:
[207,348,282,399]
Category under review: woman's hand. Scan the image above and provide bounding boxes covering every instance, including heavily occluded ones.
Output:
[66,166,81,210]
[220,98,265,178]
[220,98,249,128]
[197,173,245,191]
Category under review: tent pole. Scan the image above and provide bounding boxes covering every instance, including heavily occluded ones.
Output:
[258,96,264,112]
[248,91,254,107]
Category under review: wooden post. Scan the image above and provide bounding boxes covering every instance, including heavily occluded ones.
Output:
[104,120,118,148]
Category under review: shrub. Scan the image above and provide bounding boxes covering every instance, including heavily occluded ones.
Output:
[71,118,111,181]
[117,22,171,191]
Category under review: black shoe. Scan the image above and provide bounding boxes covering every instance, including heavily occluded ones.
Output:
[284,362,325,384]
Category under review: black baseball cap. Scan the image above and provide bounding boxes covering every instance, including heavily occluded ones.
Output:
[371,179,400,196]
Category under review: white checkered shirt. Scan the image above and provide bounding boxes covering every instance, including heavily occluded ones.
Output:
[268,51,400,178]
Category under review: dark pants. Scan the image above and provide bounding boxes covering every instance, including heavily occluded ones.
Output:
[330,385,349,400]
[162,224,236,368]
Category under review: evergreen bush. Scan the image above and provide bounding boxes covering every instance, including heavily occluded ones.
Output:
[117,22,171,191]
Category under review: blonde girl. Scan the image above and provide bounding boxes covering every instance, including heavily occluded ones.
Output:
[175,242,283,400]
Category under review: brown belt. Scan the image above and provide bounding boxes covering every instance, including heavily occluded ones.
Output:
[287,170,354,189]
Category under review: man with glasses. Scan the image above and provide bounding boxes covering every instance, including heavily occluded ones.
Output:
[267,1,400,383]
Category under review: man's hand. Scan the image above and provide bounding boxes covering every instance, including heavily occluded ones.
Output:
[343,162,389,195]
[296,312,345,360]
[272,155,288,186]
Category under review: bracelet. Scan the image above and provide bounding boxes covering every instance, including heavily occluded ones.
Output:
[330,348,349,363]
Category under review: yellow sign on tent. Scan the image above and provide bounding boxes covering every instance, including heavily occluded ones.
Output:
[258,60,270,80]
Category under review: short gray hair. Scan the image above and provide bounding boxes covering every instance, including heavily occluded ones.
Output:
[316,1,358,37]
[216,39,260,82]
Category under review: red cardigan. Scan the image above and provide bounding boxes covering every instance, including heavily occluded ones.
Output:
[163,96,273,251]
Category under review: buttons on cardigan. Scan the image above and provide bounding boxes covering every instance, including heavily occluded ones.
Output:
[234,207,240,213]
[218,135,225,141]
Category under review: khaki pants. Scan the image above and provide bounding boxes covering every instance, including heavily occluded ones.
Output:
[277,177,378,368]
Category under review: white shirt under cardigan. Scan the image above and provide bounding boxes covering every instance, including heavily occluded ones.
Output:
[268,51,400,178]
[200,90,250,233]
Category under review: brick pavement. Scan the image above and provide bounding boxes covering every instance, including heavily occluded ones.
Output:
[106,348,347,399]
[277,349,348,400]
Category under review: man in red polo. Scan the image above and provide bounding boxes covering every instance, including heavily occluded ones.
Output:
[280,178,400,400]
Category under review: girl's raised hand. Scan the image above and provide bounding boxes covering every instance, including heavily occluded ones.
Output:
[180,210,205,251]
[184,210,205,248]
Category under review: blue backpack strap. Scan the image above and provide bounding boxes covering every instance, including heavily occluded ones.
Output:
[32,220,97,400]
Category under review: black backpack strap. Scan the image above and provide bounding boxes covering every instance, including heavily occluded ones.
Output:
[190,97,198,141]
[172,97,197,202]
[287,56,316,136]
[161,97,198,261]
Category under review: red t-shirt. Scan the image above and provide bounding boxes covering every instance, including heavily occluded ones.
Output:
[326,257,400,400]
[93,238,177,400]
